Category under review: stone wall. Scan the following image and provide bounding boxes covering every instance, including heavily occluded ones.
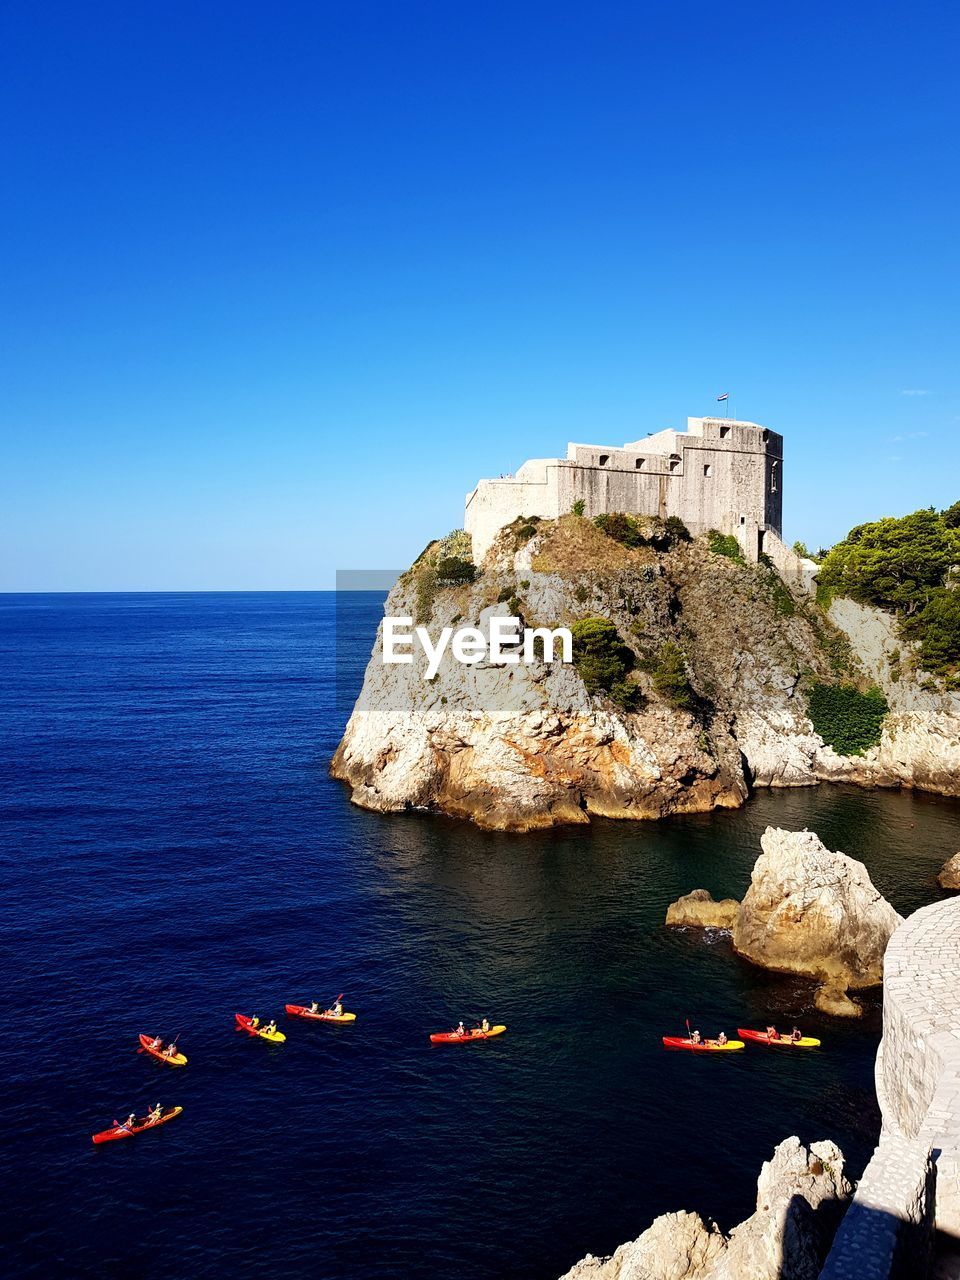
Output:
[818,897,960,1278]
[464,416,782,562]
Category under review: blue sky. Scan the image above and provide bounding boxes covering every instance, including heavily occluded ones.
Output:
[1,2,957,590]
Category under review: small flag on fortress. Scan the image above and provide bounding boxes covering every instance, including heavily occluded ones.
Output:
[716,392,729,402]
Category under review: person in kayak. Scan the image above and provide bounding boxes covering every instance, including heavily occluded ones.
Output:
[308,1002,319,1014]
[120,1113,137,1132]
[251,1015,260,1028]
[163,1042,178,1058]
[149,1036,162,1051]
[455,1021,467,1038]
[330,999,344,1017]
[481,1017,490,1033]
[147,1103,162,1124]
[717,1031,728,1045]
[263,1020,277,1036]
[790,1027,802,1043]
[765,1025,779,1041]
[690,1029,702,1045]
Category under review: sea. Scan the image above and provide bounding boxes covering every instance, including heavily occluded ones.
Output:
[2,591,958,1279]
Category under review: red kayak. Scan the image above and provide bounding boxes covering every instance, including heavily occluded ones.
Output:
[662,1036,744,1052]
[430,1024,506,1044]
[92,1106,183,1144]
[737,1028,821,1048]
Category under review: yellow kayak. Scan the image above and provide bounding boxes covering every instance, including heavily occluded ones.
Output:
[236,1013,286,1042]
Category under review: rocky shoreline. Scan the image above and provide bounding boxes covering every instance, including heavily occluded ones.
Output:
[666,827,903,1018]
[332,517,960,830]
[560,1135,852,1280]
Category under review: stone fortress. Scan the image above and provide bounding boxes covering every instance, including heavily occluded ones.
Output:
[465,415,788,565]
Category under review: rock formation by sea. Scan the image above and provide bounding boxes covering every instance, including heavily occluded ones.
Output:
[559,1135,851,1280]
[665,826,902,1016]
[332,516,960,830]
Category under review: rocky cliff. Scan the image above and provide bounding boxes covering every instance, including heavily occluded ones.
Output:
[332,516,960,830]
[733,827,902,1014]
[559,1135,851,1280]
[666,826,903,1016]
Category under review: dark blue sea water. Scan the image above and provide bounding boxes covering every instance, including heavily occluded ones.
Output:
[3,592,959,1279]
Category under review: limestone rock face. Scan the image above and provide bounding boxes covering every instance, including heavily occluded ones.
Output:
[938,854,960,891]
[711,1138,850,1280]
[332,518,960,830]
[558,1211,726,1280]
[559,1137,851,1280]
[813,981,863,1019]
[732,827,903,993]
[666,889,740,929]
[816,599,960,798]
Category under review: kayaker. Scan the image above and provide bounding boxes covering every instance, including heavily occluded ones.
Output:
[765,1025,779,1041]
[790,1027,802,1043]
[717,1031,728,1045]
[163,1042,178,1058]
[481,1017,490,1033]
[121,1113,136,1131]
[150,1036,162,1050]
[456,1020,467,1038]
[251,1015,260,1028]
[330,1000,344,1017]
[308,1002,319,1014]
[147,1103,162,1124]
[691,1029,702,1045]
[263,1020,277,1037]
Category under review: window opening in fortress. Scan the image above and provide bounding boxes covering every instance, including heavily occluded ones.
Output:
[703,464,713,477]
[668,455,680,472]
[719,425,731,439]
[770,461,779,493]
[599,454,609,466]
[635,458,645,469]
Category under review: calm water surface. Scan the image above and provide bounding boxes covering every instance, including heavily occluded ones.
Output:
[2,592,959,1279]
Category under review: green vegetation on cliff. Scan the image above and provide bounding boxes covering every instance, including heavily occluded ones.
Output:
[807,683,889,756]
[570,616,639,709]
[640,641,695,710]
[816,506,960,682]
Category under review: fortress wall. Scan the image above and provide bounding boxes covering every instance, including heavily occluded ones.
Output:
[763,531,819,593]
[464,417,784,563]
[819,898,960,1278]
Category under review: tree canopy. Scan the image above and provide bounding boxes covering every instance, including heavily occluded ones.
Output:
[817,508,959,615]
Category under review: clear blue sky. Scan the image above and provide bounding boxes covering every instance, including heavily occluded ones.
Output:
[2,2,957,590]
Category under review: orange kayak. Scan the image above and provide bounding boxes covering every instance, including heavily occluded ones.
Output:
[285,1004,356,1023]
[138,1034,187,1066]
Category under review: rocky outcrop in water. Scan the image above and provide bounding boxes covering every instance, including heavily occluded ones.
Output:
[666,889,739,929]
[332,516,960,830]
[938,854,960,890]
[731,828,902,1009]
[559,1136,851,1280]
